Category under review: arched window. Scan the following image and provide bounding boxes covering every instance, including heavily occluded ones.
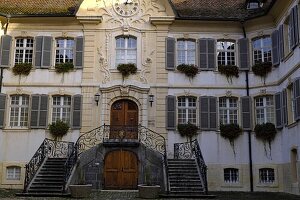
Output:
[10,94,29,127]
[219,97,238,125]
[115,36,137,66]
[177,39,196,65]
[177,96,197,125]
[6,166,21,180]
[14,37,34,64]
[224,168,239,183]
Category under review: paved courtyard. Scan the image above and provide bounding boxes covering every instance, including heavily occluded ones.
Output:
[1,190,300,200]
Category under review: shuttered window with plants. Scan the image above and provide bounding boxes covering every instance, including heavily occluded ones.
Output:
[116,36,137,66]
[9,95,29,127]
[12,38,33,76]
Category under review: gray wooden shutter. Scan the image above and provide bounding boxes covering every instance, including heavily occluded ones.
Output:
[293,78,300,121]
[279,25,285,61]
[241,96,252,130]
[282,89,288,126]
[35,36,43,68]
[30,95,40,128]
[72,94,82,129]
[166,37,175,70]
[39,95,48,128]
[41,36,52,68]
[238,38,249,70]
[31,95,48,128]
[75,37,84,69]
[199,39,215,70]
[275,92,283,128]
[290,12,296,49]
[199,96,217,130]
[166,95,176,130]
[0,93,6,128]
[271,30,279,66]
[0,35,12,67]
[293,5,299,46]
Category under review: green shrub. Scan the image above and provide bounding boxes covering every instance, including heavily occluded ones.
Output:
[49,120,69,139]
[252,62,272,78]
[218,65,239,83]
[220,123,242,142]
[177,64,199,78]
[177,122,199,139]
[55,62,74,73]
[254,122,277,142]
[117,63,137,77]
[12,63,32,76]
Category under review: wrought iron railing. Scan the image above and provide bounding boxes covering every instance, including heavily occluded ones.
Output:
[24,139,74,192]
[174,139,208,194]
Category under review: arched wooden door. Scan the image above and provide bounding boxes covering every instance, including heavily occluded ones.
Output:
[104,150,138,189]
[110,100,138,139]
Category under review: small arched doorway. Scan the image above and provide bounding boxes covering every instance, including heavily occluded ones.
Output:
[110,99,138,139]
[104,150,138,189]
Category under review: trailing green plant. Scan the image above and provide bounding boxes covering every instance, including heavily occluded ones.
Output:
[218,65,239,84]
[55,62,74,73]
[177,122,199,141]
[176,64,199,78]
[220,123,242,156]
[117,63,137,77]
[252,62,272,79]
[254,122,277,159]
[12,63,32,76]
[49,120,69,139]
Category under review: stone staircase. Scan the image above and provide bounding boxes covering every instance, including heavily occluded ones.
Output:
[22,158,68,196]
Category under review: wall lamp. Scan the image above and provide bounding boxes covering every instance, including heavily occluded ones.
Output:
[149,94,154,107]
[94,93,100,106]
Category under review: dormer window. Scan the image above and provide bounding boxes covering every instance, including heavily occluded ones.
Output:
[247,0,263,10]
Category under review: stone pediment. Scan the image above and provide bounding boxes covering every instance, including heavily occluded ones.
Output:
[76,0,174,26]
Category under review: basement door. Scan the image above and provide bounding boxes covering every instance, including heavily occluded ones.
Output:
[104,150,138,189]
[110,100,138,139]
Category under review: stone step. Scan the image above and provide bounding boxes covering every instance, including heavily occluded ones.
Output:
[168,164,197,168]
[170,182,203,187]
[168,169,198,173]
[36,174,65,179]
[16,192,71,197]
[170,179,201,183]
[38,171,65,175]
[168,172,199,176]
[160,193,215,199]
[27,188,63,193]
[32,181,64,185]
[170,187,205,192]
[30,185,63,189]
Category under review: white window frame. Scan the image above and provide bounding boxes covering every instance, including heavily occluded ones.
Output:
[55,38,75,64]
[284,16,292,55]
[219,97,238,125]
[177,39,196,65]
[224,168,239,183]
[177,96,197,125]
[52,95,72,124]
[9,95,29,127]
[14,38,34,64]
[217,40,236,66]
[252,37,272,64]
[255,96,275,125]
[6,166,21,180]
[115,36,137,66]
[259,168,275,184]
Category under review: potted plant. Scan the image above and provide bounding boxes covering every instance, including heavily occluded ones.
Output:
[252,62,272,83]
[138,165,161,199]
[176,64,199,78]
[218,65,239,84]
[177,122,199,142]
[254,122,277,158]
[55,62,74,73]
[49,120,69,140]
[12,63,32,76]
[117,63,137,79]
[69,169,92,198]
[220,123,242,155]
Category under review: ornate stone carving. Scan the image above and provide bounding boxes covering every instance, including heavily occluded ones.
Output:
[260,89,267,95]
[140,50,155,83]
[97,47,111,84]
[16,88,23,94]
[120,85,130,96]
[184,89,191,96]
[62,32,68,37]
[21,31,28,37]
[59,88,65,95]
[226,90,232,97]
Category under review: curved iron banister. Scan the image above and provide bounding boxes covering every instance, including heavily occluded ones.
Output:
[174,139,208,194]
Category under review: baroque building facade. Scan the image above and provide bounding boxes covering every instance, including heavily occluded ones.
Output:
[0,0,299,195]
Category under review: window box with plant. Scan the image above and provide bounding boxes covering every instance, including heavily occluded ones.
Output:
[55,62,74,73]
[12,63,32,76]
[218,65,239,83]
[254,122,277,158]
[117,63,137,78]
[220,123,242,155]
[176,64,199,78]
[252,62,272,83]
[49,120,70,140]
[177,122,199,142]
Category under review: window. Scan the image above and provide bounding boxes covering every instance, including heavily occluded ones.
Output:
[247,0,263,10]
[6,166,21,180]
[287,84,296,124]
[177,39,196,65]
[14,38,33,64]
[116,36,137,66]
[217,41,235,66]
[9,95,29,127]
[52,96,71,124]
[219,97,238,125]
[224,168,239,183]
[177,97,197,125]
[255,96,275,124]
[259,168,275,184]
[252,37,272,64]
[284,16,292,55]
[55,38,74,64]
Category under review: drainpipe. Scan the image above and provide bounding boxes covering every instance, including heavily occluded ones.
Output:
[241,21,254,192]
[0,15,9,93]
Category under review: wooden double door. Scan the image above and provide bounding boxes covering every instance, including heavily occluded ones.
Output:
[104,150,138,189]
[110,100,138,139]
